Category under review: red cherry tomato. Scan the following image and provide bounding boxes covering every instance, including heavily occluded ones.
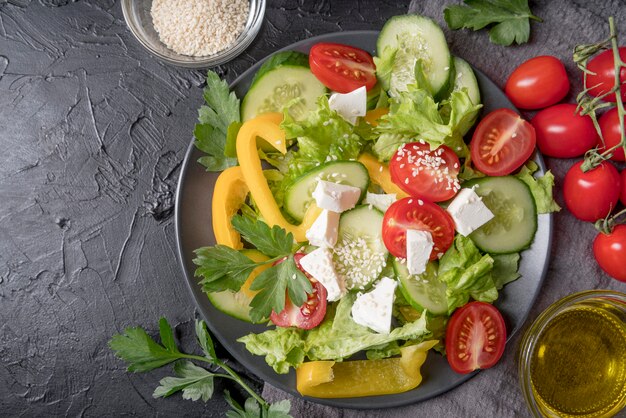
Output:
[584,47,626,103]
[621,170,626,206]
[505,56,569,110]
[309,43,377,93]
[593,225,626,283]
[531,103,599,158]
[445,301,507,374]
[270,253,327,330]
[598,108,626,161]
[382,197,455,260]
[470,109,536,176]
[563,161,621,222]
[389,142,461,202]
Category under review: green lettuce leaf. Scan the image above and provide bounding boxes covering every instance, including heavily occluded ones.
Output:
[491,253,521,290]
[438,235,497,314]
[373,86,481,160]
[373,46,397,91]
[515,161,561,214]
[237,327,306,374]
[238,295,432,373]
[280,96,366,184]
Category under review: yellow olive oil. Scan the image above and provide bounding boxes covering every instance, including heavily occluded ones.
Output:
[530,306,626,417]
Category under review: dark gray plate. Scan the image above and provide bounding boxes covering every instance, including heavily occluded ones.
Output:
[175,31,553,409]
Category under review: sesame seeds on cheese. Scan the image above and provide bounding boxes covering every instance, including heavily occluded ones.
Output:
[151,0,249,57]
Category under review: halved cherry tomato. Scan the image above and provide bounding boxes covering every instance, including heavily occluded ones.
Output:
[563,161,621,222]
[382,197,455,260]
[470,109,536,176]
[621,170,626,206]
[445,301,507,374]
[309,43,377,93]
[531,104,599,158]
[593,225,626,283]
[584,47,626,103]
[598,108,626,161]
[270,253,327,330]
[389,142,461,202]
[505,56,569,110]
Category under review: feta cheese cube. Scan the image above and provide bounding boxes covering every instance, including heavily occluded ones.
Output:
[406,229,433,275]
[446,188,495,236]
[328,86,367,125]
[299,248,345,302]
[306,210,340,248]
[351,277,397,334]
[363,192,396,212]
[312,180,361,213]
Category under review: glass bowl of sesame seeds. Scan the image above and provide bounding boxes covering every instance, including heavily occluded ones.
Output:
[122,0,266,68]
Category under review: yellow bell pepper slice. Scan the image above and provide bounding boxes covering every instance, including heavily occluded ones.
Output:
[363,108,389,127]
[236,114,321,242]
[212,166,249,249]
[358,153,409,198]
[296,340,439,398]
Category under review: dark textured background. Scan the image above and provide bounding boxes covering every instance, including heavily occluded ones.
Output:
[1,0,625,417]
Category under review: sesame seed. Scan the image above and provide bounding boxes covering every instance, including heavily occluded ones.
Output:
[151,0,249,57]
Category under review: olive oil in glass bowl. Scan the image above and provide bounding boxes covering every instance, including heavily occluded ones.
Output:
[519,290,626,417]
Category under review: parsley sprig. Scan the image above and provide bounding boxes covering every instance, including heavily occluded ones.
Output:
[194,71,240,171]
[109,318,292,417]
[193,215,312,322]
[444,0,542,46]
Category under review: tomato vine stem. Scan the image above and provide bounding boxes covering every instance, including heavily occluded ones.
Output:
[575,17,625,172]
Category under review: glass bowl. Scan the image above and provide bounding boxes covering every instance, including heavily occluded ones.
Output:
[518,290,626,418]
[121,0,266,68]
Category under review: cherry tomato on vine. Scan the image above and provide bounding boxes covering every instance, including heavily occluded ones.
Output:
[531,104,598,158]
[270,253,327,330]
[470,108,536,176]
[389,142,461,202]
[382,197,455,260]
[593,225,626,283]
[584,47,626,103]
[445,301,507,374]
[309,43,377,93]
[563,161,621,222]
[621,170,626,206]
[505,56,569,110]
[598,108,626,161]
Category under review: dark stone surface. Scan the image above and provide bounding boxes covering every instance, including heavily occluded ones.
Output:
[0,0,410,416]
[2,0,626,417]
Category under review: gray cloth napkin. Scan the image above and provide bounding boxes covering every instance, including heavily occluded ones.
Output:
[263,1,626,416]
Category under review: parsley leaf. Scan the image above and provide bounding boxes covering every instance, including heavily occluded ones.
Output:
[444,0,541,46]
[110,319,293,416]
[248,255,312,323]
[231,215,294,257]
[194,71,240,171]
[225,391,292,418]
[109,317,183,372]
[193,245,263,293]
[195,320,217,362]
[153,361,214,402]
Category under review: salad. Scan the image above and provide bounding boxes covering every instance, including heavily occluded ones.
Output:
[191,14,558,398]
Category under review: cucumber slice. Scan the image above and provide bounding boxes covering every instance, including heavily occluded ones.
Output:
[465,176,538,254]
[450,56,481,135]
[452,56,480,106]
[333,205,388,290]
[242,51,327,121]
[393,258,448,316]
[284,161,370,222]
[206,250,268,323]
[377,14,451,97]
